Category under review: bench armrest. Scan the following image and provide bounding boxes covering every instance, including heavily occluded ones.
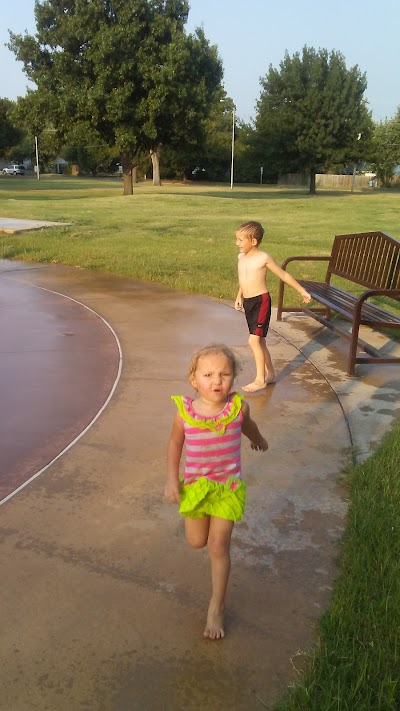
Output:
[280,255,331,270]
[354,289,400,320]
[357,289,400,304]
[277,256,331,321]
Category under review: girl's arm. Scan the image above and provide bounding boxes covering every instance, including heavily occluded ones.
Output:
[241,401,268,451]
[165,413,185,503]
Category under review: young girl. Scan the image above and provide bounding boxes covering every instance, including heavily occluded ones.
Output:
[164,344,268,640]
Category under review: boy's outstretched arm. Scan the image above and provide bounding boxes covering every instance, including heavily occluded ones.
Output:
[241,401,268,451]
[165,413,185,503]
[265,253,311,303]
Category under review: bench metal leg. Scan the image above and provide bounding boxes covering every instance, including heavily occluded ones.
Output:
[347,332,358,376]
[348,303,364,376]
[277,281,285,321]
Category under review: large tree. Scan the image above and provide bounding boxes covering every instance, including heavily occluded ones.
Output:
[0,98,24,159]
[256,46,373,193]
[8,0,222,194]
[163,96,236,181]
[371,109,400,186]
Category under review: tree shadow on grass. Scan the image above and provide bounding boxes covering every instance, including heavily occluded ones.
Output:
[157,186,385,200]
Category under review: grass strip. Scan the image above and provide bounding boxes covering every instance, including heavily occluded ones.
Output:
[276,422,400,710]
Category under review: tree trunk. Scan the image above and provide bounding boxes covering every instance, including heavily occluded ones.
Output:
[121,154,138,195]
[351,164,357,193]
[150,146,161,186]
[309,168,316,195]
[132,166,138,184]
[123,170,133,195]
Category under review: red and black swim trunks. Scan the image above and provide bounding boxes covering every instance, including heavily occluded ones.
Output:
[243,293,271,337]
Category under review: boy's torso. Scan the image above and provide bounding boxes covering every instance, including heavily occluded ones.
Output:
[238,250,269,298]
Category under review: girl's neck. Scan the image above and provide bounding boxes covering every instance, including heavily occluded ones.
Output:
[193,395,229,417]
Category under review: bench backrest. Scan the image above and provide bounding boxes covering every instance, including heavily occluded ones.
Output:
[327,231,400,290]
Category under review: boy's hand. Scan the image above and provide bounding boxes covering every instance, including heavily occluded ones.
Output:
[235,297,243,310]
[164,479,180,504]
[301,290,312,304]
[250,437,268,452]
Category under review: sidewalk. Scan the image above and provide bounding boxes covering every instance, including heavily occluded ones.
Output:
[0,260,399,710]
[0,217,71,233]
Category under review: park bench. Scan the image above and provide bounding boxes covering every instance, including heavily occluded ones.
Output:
[276,231,400,375]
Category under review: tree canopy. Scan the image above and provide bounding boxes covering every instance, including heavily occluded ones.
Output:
[255,46,373,193]
[0,98,25,159]
[371,109,400,186]
[8,0,223,193]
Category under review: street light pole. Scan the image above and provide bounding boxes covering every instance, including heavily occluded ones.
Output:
[351,132,362,193]
[34,129,58,180]
[230,105,235,190]
[35,136,40,180]
[220,99,236,189]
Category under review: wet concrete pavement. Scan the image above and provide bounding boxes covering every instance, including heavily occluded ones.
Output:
[0,260,399,710]
[0,218,71,233]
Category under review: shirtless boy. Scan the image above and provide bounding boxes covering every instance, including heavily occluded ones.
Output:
[235,221,311,392]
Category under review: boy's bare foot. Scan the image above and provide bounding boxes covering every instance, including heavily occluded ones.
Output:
[204,603,225,640]
[265,367,276,385]
[242,379,267,392]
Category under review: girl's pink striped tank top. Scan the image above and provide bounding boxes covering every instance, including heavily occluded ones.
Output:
[172,392,243,485]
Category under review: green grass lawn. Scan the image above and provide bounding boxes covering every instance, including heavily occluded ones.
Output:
[276,422,400,711]
[1,175,399,305]
[1,175,400,709]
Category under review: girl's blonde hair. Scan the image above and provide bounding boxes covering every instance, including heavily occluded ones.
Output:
[188,344,241,379]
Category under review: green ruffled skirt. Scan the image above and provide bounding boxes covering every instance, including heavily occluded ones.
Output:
[179,477,246,521]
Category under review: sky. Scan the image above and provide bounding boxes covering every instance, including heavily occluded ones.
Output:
[1,0,399,125]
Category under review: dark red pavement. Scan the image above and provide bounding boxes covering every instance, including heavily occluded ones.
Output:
[0,272,120,502]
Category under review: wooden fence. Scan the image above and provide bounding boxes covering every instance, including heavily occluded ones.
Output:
[277,173,374,189]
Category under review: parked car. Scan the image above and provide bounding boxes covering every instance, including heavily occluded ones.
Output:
[2,164,25,175]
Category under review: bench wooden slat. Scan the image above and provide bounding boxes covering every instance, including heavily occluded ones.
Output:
[277,231,400,375]
[299,281,400,326]
[329,232,400,289]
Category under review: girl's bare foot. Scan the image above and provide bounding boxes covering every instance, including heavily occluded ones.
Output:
[242,379,266,392]
[204,603,225,640]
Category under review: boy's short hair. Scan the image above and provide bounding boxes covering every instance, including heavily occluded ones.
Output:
[237,221,264,244]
